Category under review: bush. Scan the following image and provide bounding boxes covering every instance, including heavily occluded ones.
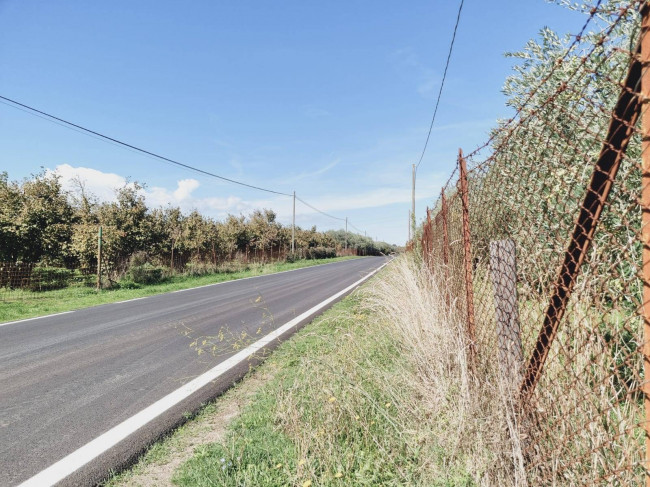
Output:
[125,263,167,285]
[218,260,249,274]
[285,252,299,263]
[118,279,141,289]
[184,261,217,277]
[305,246,336,260]
[29,267,74,292]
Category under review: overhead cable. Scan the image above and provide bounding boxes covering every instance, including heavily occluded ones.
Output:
[295,195,346,222]
[415,0,464,172]
[0,94,291,197]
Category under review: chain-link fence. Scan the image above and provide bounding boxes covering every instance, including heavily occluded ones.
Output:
[419,2,650,483]
[0,244,362,302]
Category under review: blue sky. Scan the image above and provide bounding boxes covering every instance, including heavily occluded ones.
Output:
[0,1,584,244]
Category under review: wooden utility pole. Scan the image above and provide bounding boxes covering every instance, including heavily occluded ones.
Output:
[96,226,102,290]
[292,191,296,253]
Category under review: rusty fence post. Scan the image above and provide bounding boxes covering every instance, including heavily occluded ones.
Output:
[641,4,650,482]
[441,189,451,308]
[424,207,433,273]
[520,34,644,404]
[458,149,476,357]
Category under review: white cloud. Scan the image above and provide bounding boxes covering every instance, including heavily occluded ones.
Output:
[51,163,130,202]
[173,179,200,200]
[51,164,280,217]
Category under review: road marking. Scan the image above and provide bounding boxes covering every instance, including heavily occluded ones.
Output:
[17,260,389,487]
[113,297,147,304]
[0,311,74,328]
[0,257,368,327]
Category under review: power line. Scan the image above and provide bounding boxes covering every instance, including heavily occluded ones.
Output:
[0,94,292,197]
[415,0,464,172]
[1,94,370,233]
[348,221,364,235]
[295,195,346,222]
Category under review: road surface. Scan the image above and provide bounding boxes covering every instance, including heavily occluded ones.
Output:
[0,256,388,486]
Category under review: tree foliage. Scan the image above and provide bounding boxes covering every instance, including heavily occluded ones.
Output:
[1,173,396,273]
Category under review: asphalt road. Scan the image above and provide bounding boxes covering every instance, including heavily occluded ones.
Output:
[0,256,388,486]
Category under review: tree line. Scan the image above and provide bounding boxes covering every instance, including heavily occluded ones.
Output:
[0,171,395,274]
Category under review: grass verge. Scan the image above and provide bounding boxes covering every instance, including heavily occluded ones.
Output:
[167,255,507,486]
[0,256,358,324]
[107,255,521,486]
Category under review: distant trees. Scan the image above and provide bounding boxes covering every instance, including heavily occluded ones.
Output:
[0,171,396,274]
[0,172,75,264]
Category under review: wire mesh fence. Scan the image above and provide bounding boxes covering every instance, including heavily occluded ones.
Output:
[0,245,362,302]
[419,2,650,483]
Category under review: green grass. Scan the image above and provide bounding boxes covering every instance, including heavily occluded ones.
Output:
[0,256,359,324]
[102,380,261,487]
[171,291,474,487]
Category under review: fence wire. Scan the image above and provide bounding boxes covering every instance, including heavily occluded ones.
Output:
[0,246,363,302]
[420,1,650,484]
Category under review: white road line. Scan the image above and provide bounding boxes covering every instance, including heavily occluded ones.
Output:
[0,257,367,327]
[113,297,147,304]
[17,261,389,487]
[0,311,74,328]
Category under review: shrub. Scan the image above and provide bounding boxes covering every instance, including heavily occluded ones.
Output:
[305,246,336,260]
[28,267,74,291]
[118,279,141,289]
[184,261,217,277]
[125,263,167,285]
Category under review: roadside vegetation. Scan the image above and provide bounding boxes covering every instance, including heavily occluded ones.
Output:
[0,170,397,320]
[107,255,519,487]
[0,256,359,323]
[0,171,394,284]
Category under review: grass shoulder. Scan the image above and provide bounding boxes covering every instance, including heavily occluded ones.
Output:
[0,256,360,324]
[170,289,474,486]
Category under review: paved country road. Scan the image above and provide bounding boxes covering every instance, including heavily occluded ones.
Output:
[0,256,389,486]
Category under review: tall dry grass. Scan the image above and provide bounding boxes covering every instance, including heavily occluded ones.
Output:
[364,254,527,486]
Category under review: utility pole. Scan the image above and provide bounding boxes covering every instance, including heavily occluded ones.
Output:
[411,163,416,241]
[96,226,102,291]
[291,191,296,253]
[345,217,348,250]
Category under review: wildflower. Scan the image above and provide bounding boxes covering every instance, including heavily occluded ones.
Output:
[385,402,391,408]
[355,415,360,420]
[328,396,336,403]
[275,463,282,469]
[299,459,306,466]
[335,471,343,478]
[303,481,312,487]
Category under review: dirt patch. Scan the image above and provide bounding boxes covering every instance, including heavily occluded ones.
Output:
[114,368,274,487]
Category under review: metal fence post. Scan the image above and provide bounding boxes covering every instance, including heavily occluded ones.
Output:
[458,149,476,357]
[441,189,451,308]
[520,36,643,405]
[640,4,650,482]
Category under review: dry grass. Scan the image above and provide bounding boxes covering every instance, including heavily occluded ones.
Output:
[364,255,526,486]
[173,254,526,486]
